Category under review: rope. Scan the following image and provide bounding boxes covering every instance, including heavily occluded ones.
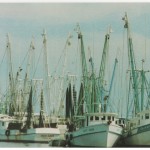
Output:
[32,47,43,78]
[0,49,7,69]
[20,48,29,68]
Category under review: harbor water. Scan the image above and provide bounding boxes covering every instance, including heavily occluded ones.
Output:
[0,142,49,147]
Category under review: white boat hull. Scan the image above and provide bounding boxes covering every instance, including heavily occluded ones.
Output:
[0,128,60,143]
[66,124,122,147]
[123,124,150,146]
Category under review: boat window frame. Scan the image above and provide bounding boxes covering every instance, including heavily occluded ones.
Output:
[119,120,121,124]
[138,120,140,125]
[145,113,149,119]
[90,116,93,121]
[141,115,143,119]
[123,120,125,124]
[108,116,111,120]
[101,116,105,120]
[95,116,99,121]
[112,116,114,121]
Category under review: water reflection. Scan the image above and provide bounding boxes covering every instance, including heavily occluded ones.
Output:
[0,142,49,147]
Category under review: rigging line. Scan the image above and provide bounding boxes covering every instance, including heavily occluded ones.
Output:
[121,28,125,91]
[144,15,147,61]
[20,48,29,68]
[92,25,95,62]
[51,35,71,76]
[125,71,129,118]
[76,34,81,81]
[51,49,65,75]
[32,47,43,78]
[74,32,80,76]
[144,73,150,108]
[126,72,132,118]
[0,48,7,69]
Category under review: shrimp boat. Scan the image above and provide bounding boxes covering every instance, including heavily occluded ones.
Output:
[65,25,123,147]
[122,13,150,146]
[0,32,67,143]
[0,116,61,143]
[66,112,123,147]
[0,87,62,143]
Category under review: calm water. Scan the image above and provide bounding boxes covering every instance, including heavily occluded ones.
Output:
[0,142,49,147]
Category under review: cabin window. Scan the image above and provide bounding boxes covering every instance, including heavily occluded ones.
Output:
[95,116,99,120]
[145,113,149,119]
[102,116,105,120]
[115,121,117,124]
[90,116,93,121]
[112,116,114,121]
[123,120,125,124]
[138,120,140,125]
[119,120,121,124]
[2,122,4,126]
[108,116,111,120]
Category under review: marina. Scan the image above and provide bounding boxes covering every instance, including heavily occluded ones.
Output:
[0,2,150,148]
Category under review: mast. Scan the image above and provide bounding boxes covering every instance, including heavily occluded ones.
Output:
[42,30,51,114]
[122,13,140,114]
[75,24,90,113]
[22,40,35,112]
[106,58,118,112]
[73,85,77,115]
[39,88,44,127]
[141,59,145,111]
[65,87,69,118]
[57,33,72,117]
[98,27,111,112]
[25,86,33,129]
[14,67,22,113]
[89,55,97,113]
[6,34,15,116]
[77,83,84,116]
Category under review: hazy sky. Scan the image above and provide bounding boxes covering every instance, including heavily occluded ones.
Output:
[0,3,150,115]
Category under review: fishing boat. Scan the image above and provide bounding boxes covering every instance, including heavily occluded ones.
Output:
[65,25,123,147]
[122,13,150,146]
[0,117,60,143]
[0,87,62,143]
[0,32,67,143]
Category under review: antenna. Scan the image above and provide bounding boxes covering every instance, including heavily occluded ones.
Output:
[108,25,113,34]
[74,23,81,34]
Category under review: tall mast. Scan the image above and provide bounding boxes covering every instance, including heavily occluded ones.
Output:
[57,33,72,117]
[42,30,51,114]
[6,34,15,116]
[75,24,90,113]
[77,83,84,116]
[98,27,111,112]
[106,58,118,112]
[89,54,97,113]
[23,40,35,112]
[39,87,44,127]
[141,60,144,111]
[26,86,33,129]
[14,67,22,113]
[122,13,140,114]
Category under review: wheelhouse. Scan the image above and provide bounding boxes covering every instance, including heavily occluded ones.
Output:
[84,112,120,126]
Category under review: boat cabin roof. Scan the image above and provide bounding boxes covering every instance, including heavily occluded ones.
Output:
[137,109,150,115]
[85,112,118,117]
[0,114,15,122]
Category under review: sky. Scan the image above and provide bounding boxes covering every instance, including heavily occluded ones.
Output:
[0,2,150,116]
